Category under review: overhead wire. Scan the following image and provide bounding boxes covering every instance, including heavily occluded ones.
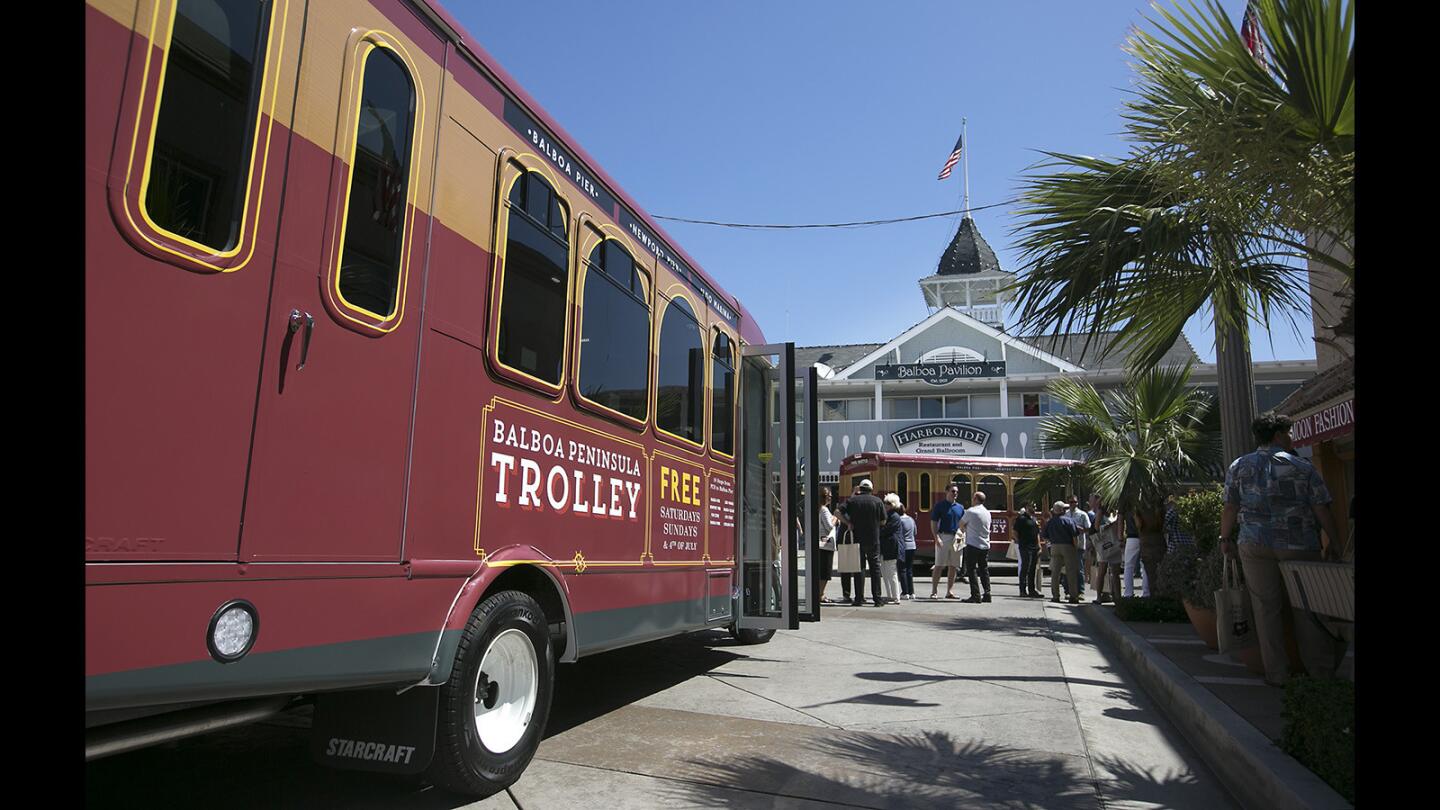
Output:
[651,198,1018,230]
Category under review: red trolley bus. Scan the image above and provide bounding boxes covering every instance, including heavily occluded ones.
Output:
[85,0,821,796]
[838,452,1079,563]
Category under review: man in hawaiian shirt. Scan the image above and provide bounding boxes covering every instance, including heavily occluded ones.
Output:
[1220,412,1342,686]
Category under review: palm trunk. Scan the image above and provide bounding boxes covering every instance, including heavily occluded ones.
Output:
[1215,319,1255,467]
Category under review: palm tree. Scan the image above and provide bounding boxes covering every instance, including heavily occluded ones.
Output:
[1005,0,1354,462]
[1018,363,1221,591]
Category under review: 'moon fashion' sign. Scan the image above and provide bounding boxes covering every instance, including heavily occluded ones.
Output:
[890,423,991,455]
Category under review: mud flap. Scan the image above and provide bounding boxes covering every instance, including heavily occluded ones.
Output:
[309,687,438,775]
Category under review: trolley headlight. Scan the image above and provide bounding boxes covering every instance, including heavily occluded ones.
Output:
[207,600,259,663]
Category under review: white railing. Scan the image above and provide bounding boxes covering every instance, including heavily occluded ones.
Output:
[965,305,1002,324]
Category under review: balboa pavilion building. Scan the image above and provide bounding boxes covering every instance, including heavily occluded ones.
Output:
[797,215,1317,489]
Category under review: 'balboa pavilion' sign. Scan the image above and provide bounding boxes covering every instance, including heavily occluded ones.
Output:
[891,422,992,455]
[875,361,1006,385]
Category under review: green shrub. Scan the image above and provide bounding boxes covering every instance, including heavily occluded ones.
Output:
[1175,486,1223,554]
[1158,542,1229,609]
[1158,543,1199,599]
[1113,596,1187,622]
[1192,544,1228,610]
[1281,676,1354,802]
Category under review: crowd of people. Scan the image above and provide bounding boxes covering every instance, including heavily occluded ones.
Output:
[810,411,1345,690]
[812,479,1197,607]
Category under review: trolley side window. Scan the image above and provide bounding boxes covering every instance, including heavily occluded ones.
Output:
[656,296,704,444]
[497,169,570,385]
[143,0,275,251]
[951,473,973,505]
[896,472,909,506]
[335,46,417,319]
[578,237,649,421]
[978,474,1008,511]
[711,330,736,454]
[919,473,932,510]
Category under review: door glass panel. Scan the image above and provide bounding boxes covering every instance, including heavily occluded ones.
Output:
[739,352,784,624]
[737,344,815,629]
[794,366,818,621]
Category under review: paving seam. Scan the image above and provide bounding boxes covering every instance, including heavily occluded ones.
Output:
[853,705,1083,727]
[701,670,845,729]
[1078,606,1352,810]
[1041,603,1111,810]
[900,661,1077,705]
[526,754,871,809]
[505,786,524,810]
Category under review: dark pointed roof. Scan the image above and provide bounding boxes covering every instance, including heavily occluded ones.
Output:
[936,216,1003,276]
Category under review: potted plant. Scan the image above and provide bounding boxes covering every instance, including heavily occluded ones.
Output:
[1155,488,1223,647]
[1159,543,1223,649]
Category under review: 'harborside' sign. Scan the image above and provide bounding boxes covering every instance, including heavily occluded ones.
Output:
[875,362,1006,385]
[891,423,992,456]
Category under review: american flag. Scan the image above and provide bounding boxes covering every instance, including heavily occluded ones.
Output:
[1241,1,1268,67]
[937,133,963,181]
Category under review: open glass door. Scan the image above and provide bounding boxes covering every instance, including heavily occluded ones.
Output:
[795,362,820,622]
[737,344,819,631]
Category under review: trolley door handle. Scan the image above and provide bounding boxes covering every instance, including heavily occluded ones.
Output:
[288,309,315,370]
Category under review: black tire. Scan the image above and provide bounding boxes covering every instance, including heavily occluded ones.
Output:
[729,625,776,645]
[427,590,553,797]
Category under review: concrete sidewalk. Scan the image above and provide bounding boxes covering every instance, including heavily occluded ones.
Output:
[1080,605,1353,810]
[482,583,1238,809]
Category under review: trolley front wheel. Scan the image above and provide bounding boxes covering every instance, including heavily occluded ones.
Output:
[427,590,553,797]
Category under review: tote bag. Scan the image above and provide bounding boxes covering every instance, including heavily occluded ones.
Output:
[835,530,861,573]
[1005,541,1020,561]
[1216,557,1257,655]
[1095,517,1124,563]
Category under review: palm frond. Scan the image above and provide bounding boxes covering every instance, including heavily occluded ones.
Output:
[1034,364,1221,513]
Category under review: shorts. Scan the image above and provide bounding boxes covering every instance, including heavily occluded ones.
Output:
[934,533,960,567]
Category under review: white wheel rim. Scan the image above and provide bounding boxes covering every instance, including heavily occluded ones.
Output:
[473,628,538,753]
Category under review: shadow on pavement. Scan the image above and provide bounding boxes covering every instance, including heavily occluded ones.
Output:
[545,628,751,737]
[658,728,1210,809]
[942,613,1056,637]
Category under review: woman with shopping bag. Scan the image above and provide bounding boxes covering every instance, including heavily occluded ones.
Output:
[1091,506,1124,604]
[816,487,838,604]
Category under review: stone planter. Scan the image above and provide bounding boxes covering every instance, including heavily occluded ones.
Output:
[1182,599,1219,650]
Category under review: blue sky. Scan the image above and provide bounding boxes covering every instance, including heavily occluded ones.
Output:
[455,1,1314,364]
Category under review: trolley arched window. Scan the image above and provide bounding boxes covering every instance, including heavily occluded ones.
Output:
[711,330,736,454]
[578,237,649,421]
[951,473,973,505]
[497,168,570,385]
[978,475,1008,511]
[896,472,909,506]
[919,473,932,510]
[142,0,275,252]
[656,296,704,444]
[335,45,416,320]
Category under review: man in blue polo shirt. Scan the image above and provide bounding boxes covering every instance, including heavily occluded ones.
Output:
[1042,501,1082,604]
[928,483,966,599]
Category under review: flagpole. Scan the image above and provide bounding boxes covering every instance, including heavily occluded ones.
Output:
[961,117,970,218]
